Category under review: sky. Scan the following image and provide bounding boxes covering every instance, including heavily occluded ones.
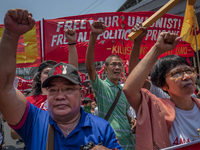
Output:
[0,0,126,24]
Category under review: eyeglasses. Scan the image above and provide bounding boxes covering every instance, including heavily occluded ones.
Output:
[47,86,80,95]
[165,68,196,80]
[109,62,122,67]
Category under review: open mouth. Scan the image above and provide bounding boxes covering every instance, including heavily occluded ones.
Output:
[114,72,120,75]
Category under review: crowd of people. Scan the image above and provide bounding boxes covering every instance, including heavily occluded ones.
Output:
[0,8,200,150]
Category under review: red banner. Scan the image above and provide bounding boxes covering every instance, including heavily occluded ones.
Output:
[162,140,200,150]
[43,12,194,63]
[0,21,42,68]
[16,76,33,91]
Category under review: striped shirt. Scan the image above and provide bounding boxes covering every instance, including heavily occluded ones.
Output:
[90,75,135,150]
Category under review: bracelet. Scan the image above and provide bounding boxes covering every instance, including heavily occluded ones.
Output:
[68,43,76,45]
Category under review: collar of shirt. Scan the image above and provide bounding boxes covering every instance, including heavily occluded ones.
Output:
[105,78,122,90]
[49,107,92,133]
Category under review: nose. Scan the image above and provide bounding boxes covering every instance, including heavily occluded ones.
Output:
[115,65,120,69]
[182,72,192,80]
[55,89,66,100]
[115,64,122,69]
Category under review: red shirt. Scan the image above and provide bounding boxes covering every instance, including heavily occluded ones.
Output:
[26,95,47,109]
[87,94,95,101]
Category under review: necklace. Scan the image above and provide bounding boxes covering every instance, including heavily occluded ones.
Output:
[58,114,81,136]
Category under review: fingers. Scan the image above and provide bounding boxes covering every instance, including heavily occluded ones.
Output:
[132,22,147,32]
[92,21,106,30]
[27,14,35,28]
[65,28,77,43]
[7,9,18,21]
[160,32,180,44]
[7,8,34,25]
[173,36,182,46]
[65,28,76,36]
[132,22,142,32]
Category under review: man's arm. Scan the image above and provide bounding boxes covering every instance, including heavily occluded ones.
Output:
[86,21,106,81]
[128,23,147,74]
[123,32,181,112]
[65,29,78,69]
[128,23,151,89]
[0,9,35,125]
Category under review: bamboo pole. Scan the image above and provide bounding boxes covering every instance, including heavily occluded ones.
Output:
[193,13,200,74]
[122,60,125,84]
[193,57,197,69]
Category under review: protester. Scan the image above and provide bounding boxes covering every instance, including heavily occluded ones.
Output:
[0,9,122,150]
[91,100,98,116]
[123,31,200,149]
[82,97,92,113]
[26,60,57,110]
[86,21,135,149]
[129,23,198,99]
[26,28,78,110]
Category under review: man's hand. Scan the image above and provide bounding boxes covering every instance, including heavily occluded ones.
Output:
[4,8,35,37]
[132,22,147,43]
[91,145,111,150]
[65,29,77,44]
[91,21,106,35]
[155,32,181,53]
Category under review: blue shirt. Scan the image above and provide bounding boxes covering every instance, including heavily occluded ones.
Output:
[13,102,122,150]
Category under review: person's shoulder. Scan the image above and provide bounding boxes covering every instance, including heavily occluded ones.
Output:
[88,113,109,124]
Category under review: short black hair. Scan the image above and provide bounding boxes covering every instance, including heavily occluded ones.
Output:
[150,55,190,88]
[105,54,122,67]
[83,97,92,105]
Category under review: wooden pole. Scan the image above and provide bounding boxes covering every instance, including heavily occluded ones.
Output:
[193,57,197,69]
[128,0,181,41]
[193,12,200,74]
[122,60,125,84]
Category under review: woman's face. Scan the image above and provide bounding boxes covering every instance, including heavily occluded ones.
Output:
[163,64,196,97]
[40,67,52,84]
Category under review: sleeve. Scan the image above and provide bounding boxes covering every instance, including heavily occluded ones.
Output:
[10,102,49,146]
[127,106,137,119]
[90,73,105,102]
[103,122,123,150]
[9,102,30,130]
[90,72,103,92]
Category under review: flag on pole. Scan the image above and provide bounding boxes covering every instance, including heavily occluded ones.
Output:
[180,0,200,52]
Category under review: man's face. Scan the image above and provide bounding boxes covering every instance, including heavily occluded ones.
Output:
[105,57,122,83]
[47,77,81,119]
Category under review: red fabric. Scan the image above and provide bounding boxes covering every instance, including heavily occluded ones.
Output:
[26,95,47,108]
[175,142,200,149]
[87,94,95,101]
[16,76,33,91]
[43,12,194,63]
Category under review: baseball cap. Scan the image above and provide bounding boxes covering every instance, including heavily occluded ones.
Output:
[42,62,81,87]
[38,60,57,72]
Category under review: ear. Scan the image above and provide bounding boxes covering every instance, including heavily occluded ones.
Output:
[161,85,168,92]
[104,66,108,74]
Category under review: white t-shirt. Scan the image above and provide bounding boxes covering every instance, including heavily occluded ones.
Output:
[169,103,200,145]
[149,82,170,99]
